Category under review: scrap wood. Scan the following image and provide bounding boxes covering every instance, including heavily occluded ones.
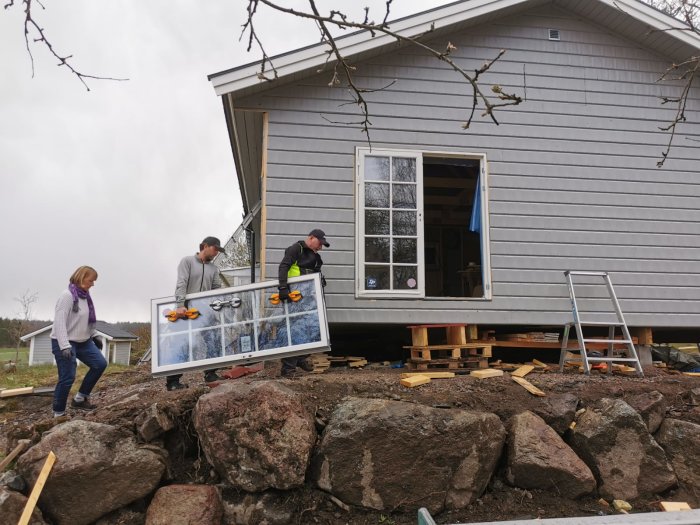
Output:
[0,386,35,398]
[683,372,700,377]
[531,359,550,369]
[510,365,534,378]
[348,359,368,368]
[400,371,455,379]
[0,439,30,472]
[471,369,504,379]
[18,451,56,525]
[400,375,431,388]
[511,376,546,397]
[660,502,692,512]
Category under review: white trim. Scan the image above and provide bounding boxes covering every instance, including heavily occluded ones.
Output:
[209,0,700,97]
[28,337,35,366]
[20,325,51,341]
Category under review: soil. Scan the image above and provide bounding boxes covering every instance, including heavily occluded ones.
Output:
[2,360,699,525]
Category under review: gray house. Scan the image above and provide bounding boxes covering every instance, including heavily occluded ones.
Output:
[208,0,700,333]
[21,321,138,366]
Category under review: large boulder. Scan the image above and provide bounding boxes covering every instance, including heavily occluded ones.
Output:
[193,380,316,491]
[568,398,676,500]
[506,411,595,498]
[655,418,700,505]
[0,486,47,524]
[16,420,166,525]
[313,397,505,514]
[532,393,578,435]
[145,484,223,525]
[626,391,667,433]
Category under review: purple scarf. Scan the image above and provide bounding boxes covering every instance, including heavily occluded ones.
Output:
[68,283,96,325]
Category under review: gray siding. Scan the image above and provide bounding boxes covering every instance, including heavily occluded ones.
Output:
[237,5,700,327]
[112,341,131,366]
[30,332,54,365]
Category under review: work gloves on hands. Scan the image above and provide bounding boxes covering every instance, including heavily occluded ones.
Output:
[92,337,103,350]
[278,285,291,303]
[61,347,72,360]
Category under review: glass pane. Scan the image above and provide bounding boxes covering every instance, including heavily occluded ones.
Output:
[257,317,289,350]
[365,183,389,208]
[393,157,416,182]
[393,211,416,235]
[366,210,389,235]
[223,322,255,355]
[392,184,416,209]
[394,266,418,290]
[393,238,417,264]
[290,312,322,345]
[286,280,318,314]
[192,328,223,361]
[365,266,390,290]
[365,237,390,263]
[219,292,253,324]
[158,333,190,365]
[365,156,390,181]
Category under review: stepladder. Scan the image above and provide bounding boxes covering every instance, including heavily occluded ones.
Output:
[559,271,644,377]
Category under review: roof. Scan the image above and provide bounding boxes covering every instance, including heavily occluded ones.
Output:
[209,0,700,98]
[21,321,139,342]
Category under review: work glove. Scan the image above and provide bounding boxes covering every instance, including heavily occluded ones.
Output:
[92,337,103,350]
[321,275,327,288]
[61,347,72,360]
[278,285,291,303]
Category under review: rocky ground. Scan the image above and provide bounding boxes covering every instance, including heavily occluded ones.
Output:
[1,358,699,524]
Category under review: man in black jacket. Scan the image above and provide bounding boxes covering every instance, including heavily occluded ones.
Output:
[278,229,329,377]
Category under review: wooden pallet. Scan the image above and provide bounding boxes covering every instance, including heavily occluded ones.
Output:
[407,357,488,371]
[405,324,490,370]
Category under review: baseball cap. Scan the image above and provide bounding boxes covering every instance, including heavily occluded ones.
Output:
[309,229,330,247]
[201,236,226,253]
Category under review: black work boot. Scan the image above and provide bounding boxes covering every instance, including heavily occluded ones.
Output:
[204,370,222,383]
[166,379,187,391]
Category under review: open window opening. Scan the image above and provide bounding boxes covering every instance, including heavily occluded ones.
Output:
[424,156,484,298]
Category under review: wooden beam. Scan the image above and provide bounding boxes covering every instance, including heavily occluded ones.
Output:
[18,451,56,525]
[0,439,30,472]
[401,372,455,379]
[510,365,534,378]
[0,386,34,398]
[631,327,653,345]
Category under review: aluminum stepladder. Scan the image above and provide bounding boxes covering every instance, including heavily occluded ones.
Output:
[559,271,643,377]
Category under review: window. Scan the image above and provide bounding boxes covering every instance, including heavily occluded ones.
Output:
[356,148,491,299]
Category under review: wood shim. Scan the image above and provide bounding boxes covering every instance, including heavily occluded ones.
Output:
[0,439,30,472]
[400,372,455,379]
[18,451,56,525]
[471,369,504,379]
[400,375,431,388]
[660,502,692,512]
[511,376,546,397]
[510,365,534,378]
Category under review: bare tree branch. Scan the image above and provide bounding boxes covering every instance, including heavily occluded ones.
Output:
[4,0,127,90]
[242,0,523,139]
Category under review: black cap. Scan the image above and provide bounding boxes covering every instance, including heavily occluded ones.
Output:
[201,236,226,253]
[309,229,330,247]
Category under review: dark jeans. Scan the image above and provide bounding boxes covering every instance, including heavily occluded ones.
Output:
[52,338,107,413]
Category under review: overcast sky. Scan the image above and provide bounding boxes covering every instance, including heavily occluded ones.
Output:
[1,1,449,323]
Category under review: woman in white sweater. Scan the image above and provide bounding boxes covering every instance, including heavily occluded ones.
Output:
[50,265,107,417]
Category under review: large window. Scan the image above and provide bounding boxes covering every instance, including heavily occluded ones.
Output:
[356,148,491,299]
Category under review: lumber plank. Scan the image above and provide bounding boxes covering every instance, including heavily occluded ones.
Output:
[511,376,546,396]
[511,365,535,378]
[400,372,455,379]
[400,375,431,388]
[470,369,504,379]
[682,372,700,377]
[18,451,56,525]
[0,386,34,398]
[532,359,549,368]
[0,439,30,472]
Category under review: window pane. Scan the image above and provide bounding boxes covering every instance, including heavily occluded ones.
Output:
[365,156,390,181]
[393,157,416,182]
[365,266,390,290]
[365,183,389,208]
[392,184,416,209]
[394,266,418,290]
[365,238,390,263]
[393,211,416,235]
[365,210,389,235]
[393,238,417,264]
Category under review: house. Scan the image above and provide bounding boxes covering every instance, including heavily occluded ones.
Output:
[208,0,700,336]
[20,321,138,366]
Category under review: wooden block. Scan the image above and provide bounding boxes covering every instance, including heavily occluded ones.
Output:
[511,365,534,378]
[348,359,368,368]
[411,327,429,347]
[660,502,691,512]
[511,376,546,397]
[18,451,56,525]
[400,375,431,388]
[447,325,467,345]
[466,325,478,340]
[400,372,455,379]
[470,369,504,379]
[532,359,549,369]
[0,386,34,398]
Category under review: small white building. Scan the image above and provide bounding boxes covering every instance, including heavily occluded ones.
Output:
[20,321,138,366]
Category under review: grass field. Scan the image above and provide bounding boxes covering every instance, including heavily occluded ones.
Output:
[0,346,28,365]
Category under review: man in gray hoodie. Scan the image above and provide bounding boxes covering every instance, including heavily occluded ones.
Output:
[166,236,225,391]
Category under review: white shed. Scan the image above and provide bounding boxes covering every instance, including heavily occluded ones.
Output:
[20,321,138,366]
